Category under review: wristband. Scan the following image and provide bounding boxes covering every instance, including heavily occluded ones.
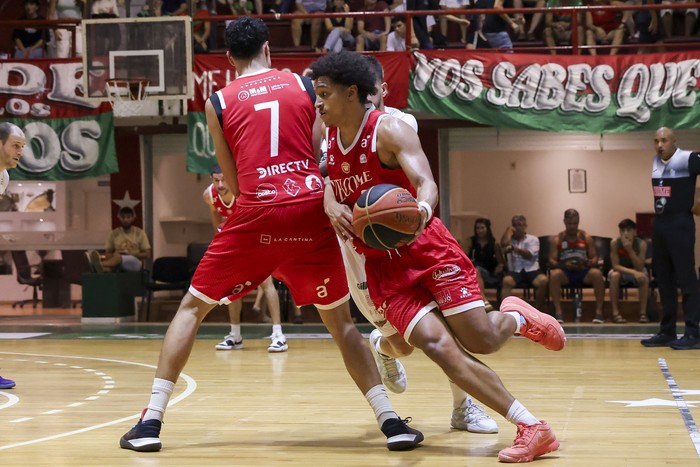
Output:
[418,201,433,220]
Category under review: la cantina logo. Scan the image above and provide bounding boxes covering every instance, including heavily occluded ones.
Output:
[256,183,278,202]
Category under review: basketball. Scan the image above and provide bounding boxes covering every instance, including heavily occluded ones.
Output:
[352,184,422,250]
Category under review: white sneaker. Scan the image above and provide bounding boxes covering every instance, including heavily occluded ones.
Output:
[215,334,243,350]
[369,329,407,394]
[268,333,288,353]
[451,400,499,433]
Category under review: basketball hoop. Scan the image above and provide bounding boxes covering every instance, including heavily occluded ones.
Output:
[105,79,150,118]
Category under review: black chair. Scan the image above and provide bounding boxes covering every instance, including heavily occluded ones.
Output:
[186,242,209,279]
[60,249,92,308]
[140,256,190,322]
[11,250,42,309]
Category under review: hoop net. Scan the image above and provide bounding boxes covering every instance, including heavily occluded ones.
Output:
[105,79,150,118]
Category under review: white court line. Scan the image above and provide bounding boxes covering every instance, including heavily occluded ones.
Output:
[658,358,700,459]
[0,351,196,451]
[0,391,19,410]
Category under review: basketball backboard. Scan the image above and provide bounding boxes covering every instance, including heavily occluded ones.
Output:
[82,16,193,100]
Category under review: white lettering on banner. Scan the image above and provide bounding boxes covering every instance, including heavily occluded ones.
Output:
[257,160,310,178]
[412,52,700,124]
[329,171,373,203]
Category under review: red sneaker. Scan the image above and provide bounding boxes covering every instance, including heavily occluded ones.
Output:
[500,296,566,351]
[498,421,559,463]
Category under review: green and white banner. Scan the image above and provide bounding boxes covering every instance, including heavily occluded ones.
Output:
[409,50,700,133]
[0,60,117,180]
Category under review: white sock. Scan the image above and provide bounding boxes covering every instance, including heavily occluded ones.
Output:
[143,378,175,422]
[448,379,469,409]
[230,324,241,338]
[272,324,282,336]
[505,311,525,335]
[505,399,540,426]
[365,384,398,427]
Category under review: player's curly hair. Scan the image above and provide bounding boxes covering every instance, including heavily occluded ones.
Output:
[309,51,377,104]
[225,16,269,60]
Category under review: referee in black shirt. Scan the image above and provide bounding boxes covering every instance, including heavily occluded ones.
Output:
[642,127,700,350]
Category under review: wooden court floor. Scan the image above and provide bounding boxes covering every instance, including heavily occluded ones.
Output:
[1,336,699,466]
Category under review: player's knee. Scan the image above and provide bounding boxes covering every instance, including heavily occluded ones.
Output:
[464,333,502,355]
[389,339,415,357]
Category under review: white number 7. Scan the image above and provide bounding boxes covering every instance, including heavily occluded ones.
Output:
[253,100,279,157]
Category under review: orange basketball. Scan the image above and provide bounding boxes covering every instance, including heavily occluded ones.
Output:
[352,184,422,250]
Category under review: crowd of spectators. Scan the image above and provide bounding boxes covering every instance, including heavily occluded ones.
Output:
[6,0,698,57]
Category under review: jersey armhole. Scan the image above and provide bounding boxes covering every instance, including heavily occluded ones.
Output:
[209,91,224,129]
[297,74,316,105]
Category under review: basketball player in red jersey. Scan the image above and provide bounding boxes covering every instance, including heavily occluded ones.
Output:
[203,166,287,352]
[120,17,422,453]
[312,51,564,463]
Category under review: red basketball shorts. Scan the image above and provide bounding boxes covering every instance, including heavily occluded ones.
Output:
[364,218,484,339]
[190,198,349,309]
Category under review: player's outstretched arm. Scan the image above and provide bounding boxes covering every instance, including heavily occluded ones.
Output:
[205,98,240,198]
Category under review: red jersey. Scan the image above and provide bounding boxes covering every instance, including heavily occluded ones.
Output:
[326,109,415,207]
[209,184,235,220]
[591,9,619,32]
[212,69,324,207]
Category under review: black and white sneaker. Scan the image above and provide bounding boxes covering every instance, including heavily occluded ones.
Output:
[381,417,424,451]
[119,413,162,452]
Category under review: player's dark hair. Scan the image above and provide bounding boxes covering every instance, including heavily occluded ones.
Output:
[618,218,636,230]
[363,54,384,82]
[210,164,222,175]
[119,206,135,216]
[309,51,377,104]
[225,16,269,60]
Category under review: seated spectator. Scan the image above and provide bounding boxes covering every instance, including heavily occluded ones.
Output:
[463,218,504,311]
[356,0,392,51]
[513,0,545,41]
[13,0,47,59]
[48,0,85,58]
[585,0,625,55]
[387,15,416,50]
[438,0,472,44]
[543,0,584,54]
[291,0,327,50]
[660,0,697,37]
[319,0,355,52]
[191,0,212,53]
[609,219,650,323]
[500,215,549,311]
[476,0,521,50]
[87,207,151,273]
[624,0,662,53]
[548,209,605,323]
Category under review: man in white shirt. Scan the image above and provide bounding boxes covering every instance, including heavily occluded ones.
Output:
[386,16,408,50]
[0,122,26,390]
[501,215,549,311]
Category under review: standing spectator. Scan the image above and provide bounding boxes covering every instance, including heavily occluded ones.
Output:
[407,0,434,48]
[13,0,48,59]
[641,127,700,350]
[356,0,392,51]
[191,0,212,53]
[47,0,85,58]
[500,215,549,312]
[291,0,327,50]
[463,218,504,311]
[548,209,605,323]
[91,0,121,57]
[585,0,625,55]
[624,0,662,53]
[476,0,522,50]
[161,0,188,15]
[138,0,164,17]
[660,0,697,37]
[319,0,355,53]
[609,219,649,324]
[438,0,472,43]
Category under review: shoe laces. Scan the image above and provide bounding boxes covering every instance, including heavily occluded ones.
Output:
[380,355,401,380]
[465,402,489,422]
[511,423,539,448]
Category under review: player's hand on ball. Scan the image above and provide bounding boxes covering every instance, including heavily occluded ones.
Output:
[325,200,353,240]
